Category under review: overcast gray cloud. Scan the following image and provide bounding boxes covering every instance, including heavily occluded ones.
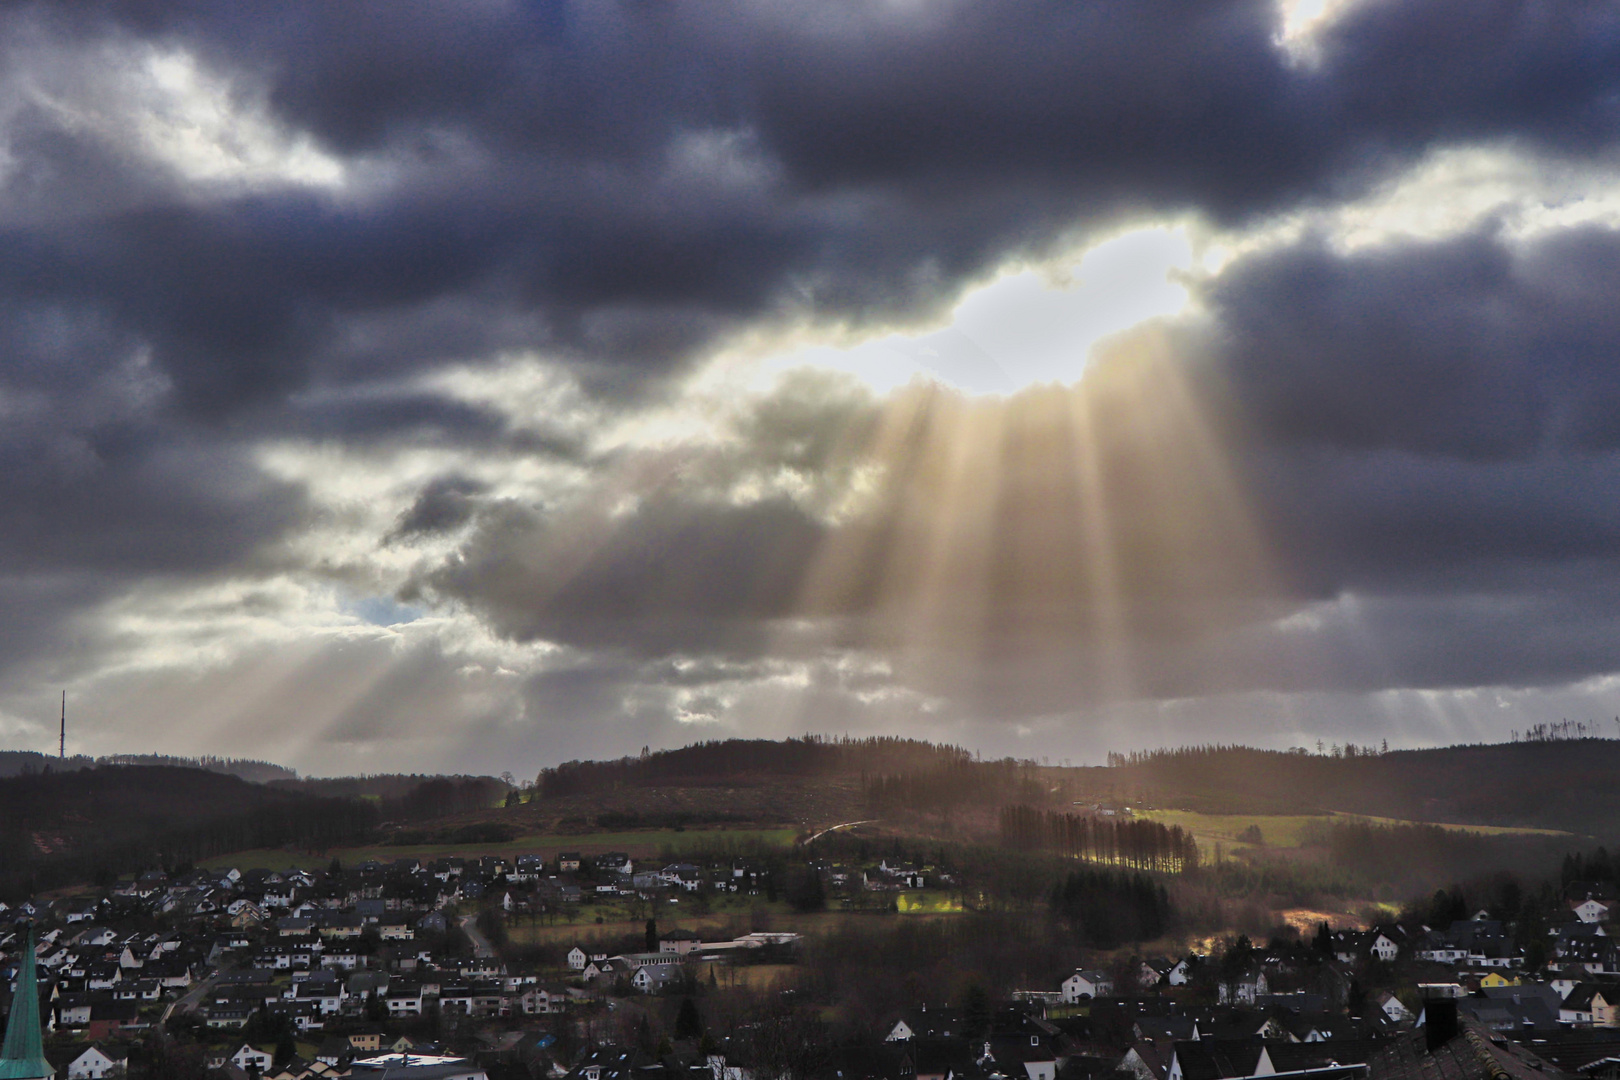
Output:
[3,0,1620,772]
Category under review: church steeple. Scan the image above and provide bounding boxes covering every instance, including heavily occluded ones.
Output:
[0,926,53,1079]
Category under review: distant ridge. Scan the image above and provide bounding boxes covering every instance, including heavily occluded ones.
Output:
[0,750,296,783]
[99,753,297,783]
[1086,738,1620,835]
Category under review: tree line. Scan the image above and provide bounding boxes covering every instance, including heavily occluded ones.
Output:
[0,765,379,899]
[998,805,1199,872]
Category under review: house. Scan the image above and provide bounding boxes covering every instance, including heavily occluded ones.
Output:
[86,1001,139,1041]
[385,986,424,1017]
[1062,970,1114,1002]
[65,1043,129,1079]
[315,1037,351,1067]
[567,947,588,971]
[1595,987,1620,1028]
[519,987,565,1014]
[1121,1041,1173,1080]
[203,1002,256,1029]
[232,1043,275,1071]
[596,853,632,874]
[558,853,582,872]
[1166,1040,1370,1080]
[1576,899,1613,924]
[1168,1041,1269,1080]
[348,1030,384,1053]
[660,930,703,955]
[1460,984,1563,1032]
[1332,928,1402,965]
[86,964,121,990]
[985,1021,1060,1080]
[316,914,364,940]
[291,979,345,1014]
[55,995,91,1029]
[1136,1018,1201,1043]
[659,863,703,892]
[1217,967,1269,1005]
[1373,991,1412,1023]
[632,966,681,993]
[1369,930,1402,962]
[1561,985,1597,1026]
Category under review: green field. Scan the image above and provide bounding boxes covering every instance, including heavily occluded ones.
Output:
[200,827,799,871]
[896,891,963,913]
[1138,809,1571,857]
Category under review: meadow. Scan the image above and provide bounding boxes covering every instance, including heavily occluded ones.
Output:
[1138,809,1571,858]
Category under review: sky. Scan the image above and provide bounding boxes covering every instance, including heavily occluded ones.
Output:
[4,0,1620,776]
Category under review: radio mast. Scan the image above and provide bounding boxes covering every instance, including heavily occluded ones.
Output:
[58,691,64,759]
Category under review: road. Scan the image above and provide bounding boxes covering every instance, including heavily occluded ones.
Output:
[160,974,217,1032]
[459,913,496,958]
[799,820,877,846]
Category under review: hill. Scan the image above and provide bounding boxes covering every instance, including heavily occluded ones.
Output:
[1091,739,1620,835]
[0,750,296,783]
[0,764,375,898]
[522,735,1620,837]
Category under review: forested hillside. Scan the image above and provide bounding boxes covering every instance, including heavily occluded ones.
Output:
[537,735,973,796]
[0,765,376,898]
[534,735,1620,837]
[1094,739,1620,833]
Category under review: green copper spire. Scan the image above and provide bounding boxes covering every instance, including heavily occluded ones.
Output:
[0,926,53,1079]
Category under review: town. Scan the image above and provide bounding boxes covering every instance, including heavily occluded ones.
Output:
[7,839,1620,1080]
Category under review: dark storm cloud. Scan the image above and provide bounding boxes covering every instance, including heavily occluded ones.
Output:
[421,494,827,654]
[387,475,488,541]
[7,0,1620,749]
[1202,225,1620,580]
[1206,226,1620,461]
[420,212,1620,711]
[7,0,1620,424]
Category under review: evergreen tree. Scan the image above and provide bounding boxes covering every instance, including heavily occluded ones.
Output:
[274,1030,297,1071]
[962,984,992,1040]
[676,997,704,1040]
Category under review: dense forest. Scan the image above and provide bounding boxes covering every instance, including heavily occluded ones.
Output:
[999,805,1199,873]
[1050,867,1172,947]
[0,765,376,899]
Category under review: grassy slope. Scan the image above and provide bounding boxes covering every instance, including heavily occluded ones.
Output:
[1134,806,1574,867]
[1139,808,1571,859]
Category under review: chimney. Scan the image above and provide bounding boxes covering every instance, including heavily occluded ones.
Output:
[1425,997,1459,1051]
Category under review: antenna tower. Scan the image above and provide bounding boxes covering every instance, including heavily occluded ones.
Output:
[58,691,64,759]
